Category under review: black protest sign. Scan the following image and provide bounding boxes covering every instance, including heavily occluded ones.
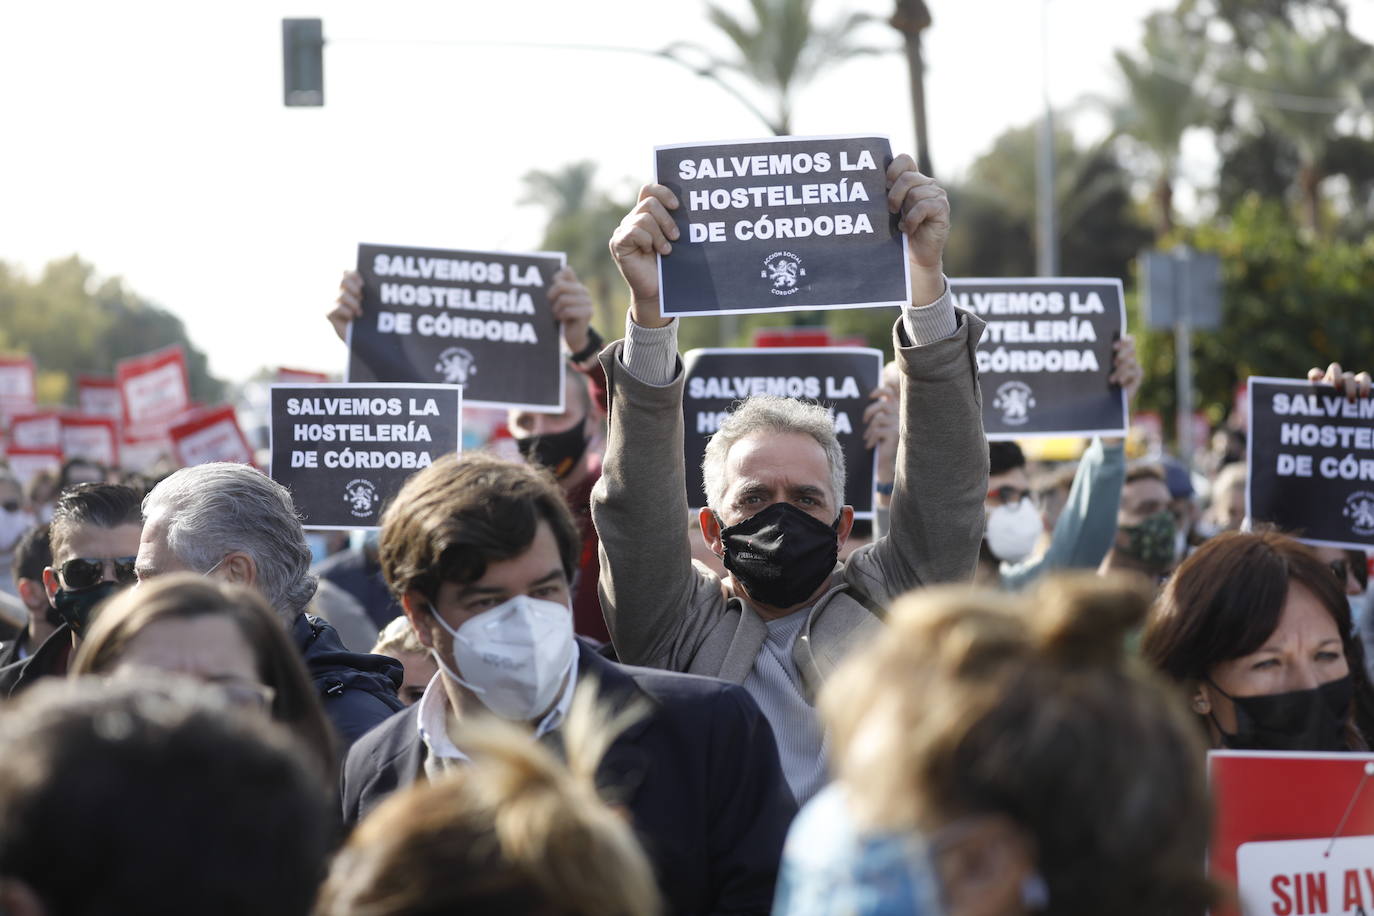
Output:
[655,136,909,318]
[682,348,883,518]
[1247,377,1374,550]
[952,278,1127,440]
[269,383,461,530]
[347,243,566,412]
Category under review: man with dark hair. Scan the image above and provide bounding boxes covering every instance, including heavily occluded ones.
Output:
[0,525,58,667]
[343,451,796,915]
[0,484,143,696]
[1101,463,1179,582]
[0,676,331,916]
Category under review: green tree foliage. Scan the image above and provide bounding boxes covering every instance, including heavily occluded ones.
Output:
[1132,195,1374,425]
[520,162,634,339]
[0,256,221,405]
[668,0,885,135]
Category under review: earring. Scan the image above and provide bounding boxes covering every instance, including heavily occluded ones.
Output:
[1192,696,1209,714]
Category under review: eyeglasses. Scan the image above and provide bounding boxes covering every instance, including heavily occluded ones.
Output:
[0,501,20,513]
[58,556,138,591]
[211,679,277,711]
[1330,559,1351,583]
[987,485,1034,507]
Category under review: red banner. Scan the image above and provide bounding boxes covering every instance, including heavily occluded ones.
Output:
[0,357,38,429]
[169,405,254,467]
[276,367,331,384]
[116,345,190,437]
[61,414,120,467]
[7,412,62,451]
[76,374,123,421]
[1209,751,1374,916]
[4,446,62,486]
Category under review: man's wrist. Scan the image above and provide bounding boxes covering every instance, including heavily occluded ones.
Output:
[569,327,604,365]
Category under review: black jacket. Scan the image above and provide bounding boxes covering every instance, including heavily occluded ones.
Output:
[341,641,797,916]
[312,547,400,630]
[0,622,30,670]
[292,613,404,750]
[0,622,73,697]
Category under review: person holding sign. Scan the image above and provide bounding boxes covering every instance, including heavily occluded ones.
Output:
[1143,530,1374,751]
[595,155,987,805]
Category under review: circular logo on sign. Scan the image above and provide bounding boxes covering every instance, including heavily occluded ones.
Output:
[993,381,1036,426]
[344,479,379,519]
[1343,490,1374,536]
[760,251,806,296]
[435,347,477,385]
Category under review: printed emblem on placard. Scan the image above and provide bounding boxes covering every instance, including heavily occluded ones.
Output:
[1343,490,1374,536]
[760,251,806,296]
[993,381,1036,426]
[344,479,379,518]
[435,347,477,385]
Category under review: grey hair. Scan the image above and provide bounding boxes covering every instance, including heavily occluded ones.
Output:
[142,463,317,622]
[701,396,846,512]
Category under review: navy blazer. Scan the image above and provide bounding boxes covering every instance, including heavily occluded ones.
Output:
[341,641,798,915]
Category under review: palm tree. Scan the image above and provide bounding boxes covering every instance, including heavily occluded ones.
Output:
[1229,22,1369,233]
[1109,13,1211,239]
[664,0,885,136]
[890,0,934,175]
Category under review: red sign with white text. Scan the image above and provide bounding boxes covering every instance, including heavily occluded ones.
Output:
[0,357,36,428]
[116,345,190,436]
[8,412,62,451]
[1209,751,1374,916]
[276,367,331,384]
[61,414,119,467]
[4,446,62,486]
[76,374,123,421]
[169,405,253,467]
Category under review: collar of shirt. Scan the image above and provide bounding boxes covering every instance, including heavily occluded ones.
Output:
[416,651,581,763]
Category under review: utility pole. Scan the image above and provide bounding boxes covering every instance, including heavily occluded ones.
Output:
[1036,0,1058,276]
[891,0,934,176]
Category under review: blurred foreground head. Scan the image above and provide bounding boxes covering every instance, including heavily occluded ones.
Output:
[820,575,1211,916]
[316,685,660,916]
[0,676,332,916]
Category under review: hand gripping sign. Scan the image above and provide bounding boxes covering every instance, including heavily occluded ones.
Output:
[654,135,909,318]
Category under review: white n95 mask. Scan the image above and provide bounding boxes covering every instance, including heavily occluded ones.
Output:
[985,500,1043,564]
[428,594,576,722]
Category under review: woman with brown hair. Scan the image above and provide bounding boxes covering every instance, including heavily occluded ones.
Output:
[775,575,1213,916]
[1142,529,1374,751]
[70,572,336,777]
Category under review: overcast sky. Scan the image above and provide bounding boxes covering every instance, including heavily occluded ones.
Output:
[2,0,1369,383]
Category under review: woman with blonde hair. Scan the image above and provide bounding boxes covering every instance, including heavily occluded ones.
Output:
[315,686,661,916]
[775,575,1213,916]
[70,572,335,778]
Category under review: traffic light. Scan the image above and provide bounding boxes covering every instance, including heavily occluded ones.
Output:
[282,19,324,107]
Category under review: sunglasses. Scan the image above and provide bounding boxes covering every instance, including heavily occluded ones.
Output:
[1330,558,1370,590]
[58,556,137,591]
[987,485,1034,507]
[1,501,20,513]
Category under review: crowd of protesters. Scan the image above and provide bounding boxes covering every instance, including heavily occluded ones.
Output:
[0,154,1370,916]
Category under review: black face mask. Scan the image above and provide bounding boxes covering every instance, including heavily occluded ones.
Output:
[1209,675,1354,752]
[52,581,123,638]
[717,502,839,610]
[516,421,589,479]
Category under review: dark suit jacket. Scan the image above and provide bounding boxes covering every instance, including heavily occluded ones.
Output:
[341,641,797,915]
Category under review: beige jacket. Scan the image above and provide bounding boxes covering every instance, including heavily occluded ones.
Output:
[592,310,988,699]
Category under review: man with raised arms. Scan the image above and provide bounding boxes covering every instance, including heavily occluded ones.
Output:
[593,153,988,803]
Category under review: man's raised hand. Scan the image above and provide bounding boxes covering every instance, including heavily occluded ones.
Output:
[1308,362,1373,402]
[328,270,364,343]
[609,184,679,329]
[886,154,949,306]
[549,266,595,354]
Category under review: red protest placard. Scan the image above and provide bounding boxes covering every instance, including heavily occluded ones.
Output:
[1209,751,1374,916]
[4,446,62,486]
[116,345,190,436]
[0,357,36,427]
[76,374,123,421]
[61,414,120,467]
[7,412,62,451]
[276,367,331,383]
[119,433,171,474]
[169,405,254,467]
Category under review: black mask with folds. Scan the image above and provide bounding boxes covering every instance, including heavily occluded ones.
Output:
[516,421,589,480]
[1209,675,1354,752]
[717,502,840,610]
[52,581,124,638]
